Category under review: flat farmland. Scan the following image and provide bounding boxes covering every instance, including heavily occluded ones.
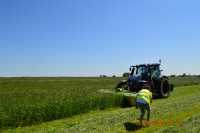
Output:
[1,76,200,133]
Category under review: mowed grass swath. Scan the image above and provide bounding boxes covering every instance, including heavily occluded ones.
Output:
[0,76,200,129]
[0,77,123,128]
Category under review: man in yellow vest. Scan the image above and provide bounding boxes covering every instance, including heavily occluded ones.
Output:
[136,88,152,127]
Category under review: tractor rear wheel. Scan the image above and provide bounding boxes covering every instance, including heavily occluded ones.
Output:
[160,79,170,98]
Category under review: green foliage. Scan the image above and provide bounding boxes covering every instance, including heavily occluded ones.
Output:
[170,75,176,78]
[1,76,200,129]
[181,73,187,77]
[122,72,129,77]
[0,77,123,128]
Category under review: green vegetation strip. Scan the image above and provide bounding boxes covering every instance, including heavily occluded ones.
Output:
[1,76,200,128]
[169,76,200,87]
[3,85,200,133]
[0,77,123,128]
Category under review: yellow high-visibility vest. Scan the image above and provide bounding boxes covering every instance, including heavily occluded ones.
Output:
[136,89,152,105]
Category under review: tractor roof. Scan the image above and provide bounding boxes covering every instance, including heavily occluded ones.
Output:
[131,63,160,67]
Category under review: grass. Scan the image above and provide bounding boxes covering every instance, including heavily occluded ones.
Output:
[0,76,200,131]
[1,78,200,132]
[0,77,123,128]
[2,85,200,133]
[169,76,200,87]
[155,113,200,133]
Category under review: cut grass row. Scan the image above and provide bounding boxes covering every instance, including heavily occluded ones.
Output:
[3,85,200,133]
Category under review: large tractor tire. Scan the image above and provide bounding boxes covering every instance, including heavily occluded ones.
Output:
[159,79,170,98]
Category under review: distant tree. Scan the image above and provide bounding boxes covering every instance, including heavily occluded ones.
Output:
[100,75,107,78]
[181,73,187,77]
[198,75,200,78]
[112,75,116,78]
[170,75,176,78]
[122,72,130,77]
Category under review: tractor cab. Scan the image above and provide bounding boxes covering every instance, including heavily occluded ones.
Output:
[129,64,161,81]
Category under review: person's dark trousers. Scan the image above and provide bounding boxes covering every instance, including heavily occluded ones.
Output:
[136,101,150,126]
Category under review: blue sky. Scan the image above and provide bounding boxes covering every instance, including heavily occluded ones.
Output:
[0,0,200,76]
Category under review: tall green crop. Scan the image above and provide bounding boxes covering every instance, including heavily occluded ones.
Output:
[0,77,123,128]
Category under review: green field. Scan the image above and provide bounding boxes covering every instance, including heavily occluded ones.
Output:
[1,76,200,133]
[169,76,200,87]
[0,77,123,128]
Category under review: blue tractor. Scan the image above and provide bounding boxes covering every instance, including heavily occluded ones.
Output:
[116,63,173,98]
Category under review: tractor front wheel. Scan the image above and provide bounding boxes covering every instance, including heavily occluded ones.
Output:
[159,79,170,98]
